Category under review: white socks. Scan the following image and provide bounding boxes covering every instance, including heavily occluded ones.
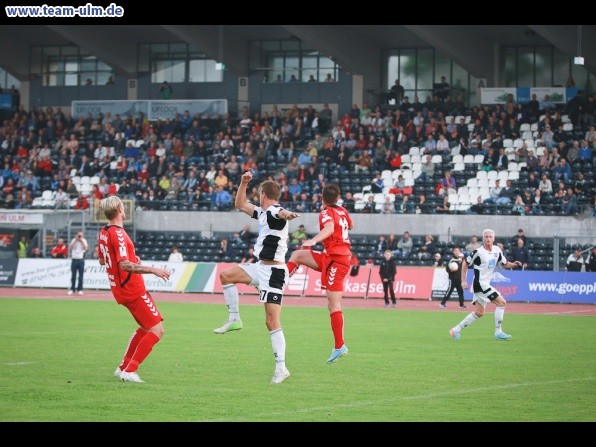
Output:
[455,312,479,332]
[270,328,286,371]
[223,284,240,321]
[495,307,505,333]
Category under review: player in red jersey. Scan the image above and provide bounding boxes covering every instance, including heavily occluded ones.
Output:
[286,183,353,363]
[98,195,170,383]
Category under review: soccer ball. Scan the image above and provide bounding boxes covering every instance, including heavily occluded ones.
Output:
[449,262,459,272]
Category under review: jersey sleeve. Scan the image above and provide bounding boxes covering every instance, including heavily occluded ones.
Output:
[498,249,508,265]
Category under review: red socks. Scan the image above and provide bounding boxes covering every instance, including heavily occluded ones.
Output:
[123,332,160,373]
[119,328,144,371]
[287,261,298,277]
[329,310,345,349]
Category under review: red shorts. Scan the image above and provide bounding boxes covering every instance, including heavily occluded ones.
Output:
[122,291,163,329]
[310,251,351,292]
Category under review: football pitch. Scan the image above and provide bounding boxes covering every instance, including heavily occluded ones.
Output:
[0,297,594,422]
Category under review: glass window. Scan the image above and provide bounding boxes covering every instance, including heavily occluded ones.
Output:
[250,40,339,84]
[204,60,223,82]
[435,55,450,84]
[517,47,534,87]
[398,49,415,92]
[535,47,552,87]
[36,46,113,87]
[451,61,467,103]
[281,41,300,52]
[64,59,81,86]
[572,65,588,92]
[285,55,300,81]
[302,56,317,82]
[151,59,185,83]
[416,49,433,96]
[387,54,399,89]
[553,50,570,87]
[504,47,516,87]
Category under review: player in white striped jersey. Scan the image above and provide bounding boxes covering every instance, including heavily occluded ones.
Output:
[213,171,300,384]
[449,228,521,341]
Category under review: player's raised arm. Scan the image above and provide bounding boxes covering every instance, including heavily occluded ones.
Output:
[235,172,256,216]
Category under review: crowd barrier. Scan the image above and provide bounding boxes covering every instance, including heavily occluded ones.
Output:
[2,259,594,304]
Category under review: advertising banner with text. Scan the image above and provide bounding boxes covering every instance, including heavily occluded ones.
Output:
[432,269,595,304]
[8,260,595,304]
[71,100,149,119]
[0,258,17,286]
[212,263,435,299]
[71,100,228,121]
[149,100,228,120]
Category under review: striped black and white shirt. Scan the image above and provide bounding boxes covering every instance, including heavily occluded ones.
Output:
[251,204,289,263]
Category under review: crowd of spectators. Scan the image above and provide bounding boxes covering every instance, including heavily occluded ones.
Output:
[0,90,594,216]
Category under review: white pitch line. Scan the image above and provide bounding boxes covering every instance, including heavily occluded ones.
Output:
[543,309,596,315]
[200,376,596,422]
[5,361,37,366]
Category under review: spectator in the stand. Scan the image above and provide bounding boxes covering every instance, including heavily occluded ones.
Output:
[418,155,435,181]
[360,194,375,213]
[396,194,414,214]
[381,195,395,214]
[553,157,572,184]
[511,228,527,247]
[495,179,516,206]
[435,195,451,214]
[217,238,232,259]
[354,150,372,173]
[158,81,173,99]
[394,231,413,259]
[468,195,485,215]
[389,79,405,104]
[416,193,431,214]
[578,139,593,163]
[437,170,457,196]
[374,235,388,256]
[370,172,384,193]
[50,238,68,258]
[290,224,308,245]
[510,238,530,269]
[75,192,89,210]
[566,247,585,272]
[29,246,43,258]
[168,245,184,263]
[538,173,553,195]
[585,246,596,272]
[14,187,32,209]
[465,235,481,254]
[495,147,509,172]
[560,187,579,215]
[483,179,503,205]
[240,246,258,264]
[511,195,526,216]
[417,235,437,261]
[213,185,232,211]
[235,223,255,245]
[539,94,555,112]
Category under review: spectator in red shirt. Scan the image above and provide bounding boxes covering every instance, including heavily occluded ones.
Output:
[75,193,89,210]
[50,238,68,258]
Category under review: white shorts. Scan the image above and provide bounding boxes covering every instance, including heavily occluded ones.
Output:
[471,284,501,308]
[239,261,288,305]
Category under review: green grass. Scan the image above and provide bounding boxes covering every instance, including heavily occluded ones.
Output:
[0,297,594,422]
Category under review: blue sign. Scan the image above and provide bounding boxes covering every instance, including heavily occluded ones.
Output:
[464,270,596,304]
